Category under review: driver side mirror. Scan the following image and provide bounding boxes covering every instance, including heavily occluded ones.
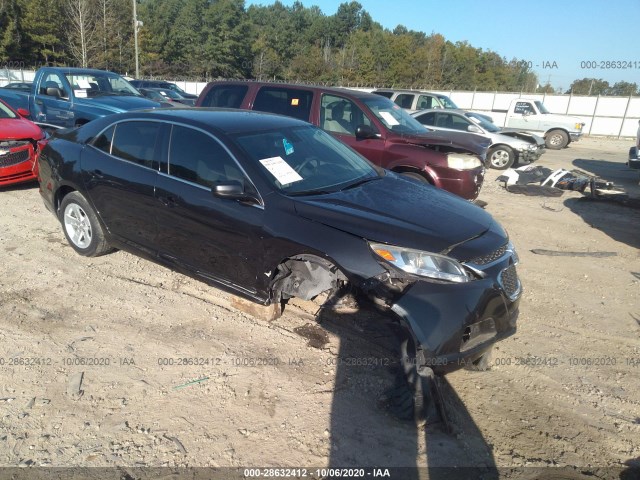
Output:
[17,108,30,118]
[212,181,261,205]
[467,124,483,134]
[355,124,380,139]
[46,87,63,98]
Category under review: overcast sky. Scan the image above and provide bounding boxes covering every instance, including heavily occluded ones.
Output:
[246,0,640,90]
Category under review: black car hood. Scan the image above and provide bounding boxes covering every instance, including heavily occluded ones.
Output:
[293,174,497,256]
[397,130,491,156]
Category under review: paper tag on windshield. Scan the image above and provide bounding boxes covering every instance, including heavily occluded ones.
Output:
[259,156,303,185]
[379,111,400,126]
[75,90,88,98]
[76,79,92,89]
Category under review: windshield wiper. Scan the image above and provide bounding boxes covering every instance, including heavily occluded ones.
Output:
[340,175,382,191]
[286,188,338,196]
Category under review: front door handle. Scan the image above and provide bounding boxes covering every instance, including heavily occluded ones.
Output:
[92,169,104,179]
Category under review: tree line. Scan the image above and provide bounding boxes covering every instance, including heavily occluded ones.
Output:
[1,0,635,95]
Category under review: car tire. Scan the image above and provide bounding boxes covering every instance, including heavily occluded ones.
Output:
[488,146,515,170]
[59,191,112,257]
[545,129,569,150]
[382,333,434,423]
[464,346,493,371]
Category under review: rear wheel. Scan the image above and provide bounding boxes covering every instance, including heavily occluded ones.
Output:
[488,146,515,170]
[545,129,569,150]
[59,192,112,257]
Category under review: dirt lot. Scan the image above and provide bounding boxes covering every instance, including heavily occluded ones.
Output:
[0,137,639,479]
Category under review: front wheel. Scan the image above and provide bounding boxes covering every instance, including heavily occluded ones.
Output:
[487,145,515,170]
[545,129,569,150]
[59,191,112,257]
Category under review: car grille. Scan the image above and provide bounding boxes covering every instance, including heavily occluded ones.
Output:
[470,244,508,266]
[499,264,520,300]
[0,149,31,168]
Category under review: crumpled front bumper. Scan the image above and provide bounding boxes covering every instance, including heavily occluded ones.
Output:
[390,256,520,374]
[518,147,545,164]
[570,132,583,142]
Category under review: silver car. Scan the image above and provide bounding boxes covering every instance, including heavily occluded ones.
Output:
[412,109,546,169]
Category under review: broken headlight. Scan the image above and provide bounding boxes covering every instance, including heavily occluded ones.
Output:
[369,242,472,283]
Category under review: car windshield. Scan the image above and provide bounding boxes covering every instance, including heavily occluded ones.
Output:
[233,125,381,195]
[0,101,17,119]
[436,94,459,109]
[65,72,141,98]
[535,101,550,114]
[168,84,187,95]
[466,113,501,133]
[362,97,429,135]
[158,89,182,100]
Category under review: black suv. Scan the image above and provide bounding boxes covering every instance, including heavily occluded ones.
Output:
[129,79,197,99]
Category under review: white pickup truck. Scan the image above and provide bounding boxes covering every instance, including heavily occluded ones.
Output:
[489,99,585,150]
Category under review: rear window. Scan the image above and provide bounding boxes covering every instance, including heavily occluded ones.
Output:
[253,87,313,121]
[200,84,248,108]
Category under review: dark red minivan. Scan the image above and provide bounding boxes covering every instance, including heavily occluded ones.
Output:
[196,81,489,200]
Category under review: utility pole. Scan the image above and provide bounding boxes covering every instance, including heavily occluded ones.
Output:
[133,0,139,78]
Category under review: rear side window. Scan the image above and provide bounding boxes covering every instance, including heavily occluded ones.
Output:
[169,125,244,188]
[394,94,414,109]
[201,85,248,108]
[111,121,162,169]
[253,87,313,121]
[93,125,115,153]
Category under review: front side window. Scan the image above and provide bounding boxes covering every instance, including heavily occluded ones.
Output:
[414,111,436,126]
[253,87,313,121]
[514,102,535,115]
[417,95,435,110]
[40,72,68,98]
[168,125,244,188]
[111,121,162,169]
[321,94,374,136]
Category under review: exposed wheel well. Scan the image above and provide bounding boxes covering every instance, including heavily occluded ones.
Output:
[54,185,76,212]
[271,255,347,302]
[392,166,434,185]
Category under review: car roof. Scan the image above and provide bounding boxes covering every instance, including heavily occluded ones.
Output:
[109,108,312,134]
[207,80,381,101]
[373,88,438,95]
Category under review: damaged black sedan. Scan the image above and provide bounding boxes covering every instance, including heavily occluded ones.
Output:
[38,109,520,412]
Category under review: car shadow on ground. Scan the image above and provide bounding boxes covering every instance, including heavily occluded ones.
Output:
[0,180,38,192]
[298,300,498,477]
[572,158,640,199]
[564,197,640,250]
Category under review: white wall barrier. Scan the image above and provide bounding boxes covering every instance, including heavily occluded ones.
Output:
[2,69,638,138]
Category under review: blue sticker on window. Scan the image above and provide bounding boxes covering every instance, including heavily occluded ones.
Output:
[283,138,294,155]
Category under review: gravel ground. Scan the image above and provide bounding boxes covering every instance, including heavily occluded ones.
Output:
[0,136,638,479]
